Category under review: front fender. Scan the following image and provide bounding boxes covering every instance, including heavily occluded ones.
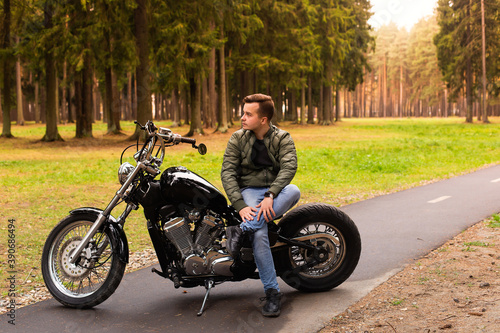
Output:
[70,207,129,264]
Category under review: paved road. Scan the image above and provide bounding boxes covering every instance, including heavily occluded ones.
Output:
[4,165,500,333]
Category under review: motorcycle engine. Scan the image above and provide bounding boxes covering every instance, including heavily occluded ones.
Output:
[163,212,234,276]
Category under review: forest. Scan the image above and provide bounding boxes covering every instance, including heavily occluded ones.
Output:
[1,0,499,141]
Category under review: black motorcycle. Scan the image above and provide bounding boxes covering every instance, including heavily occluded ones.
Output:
[41,120,361,315]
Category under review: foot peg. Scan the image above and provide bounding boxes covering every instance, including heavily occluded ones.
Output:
[197,279,214,316]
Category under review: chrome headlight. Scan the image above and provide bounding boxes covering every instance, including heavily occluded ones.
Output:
[118,162,135,185]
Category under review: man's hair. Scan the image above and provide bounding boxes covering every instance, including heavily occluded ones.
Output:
[243,94,274,121]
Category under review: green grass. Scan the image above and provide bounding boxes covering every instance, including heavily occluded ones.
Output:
[463,241,493,247]
[390,297,405,306]
[487,214,500,228]
[1,117,499,296]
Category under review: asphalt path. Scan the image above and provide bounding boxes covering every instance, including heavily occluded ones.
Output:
[4,165,500,333]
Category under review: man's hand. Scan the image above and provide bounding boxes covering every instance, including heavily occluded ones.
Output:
[239,206,257,222]
[256,197,276,222]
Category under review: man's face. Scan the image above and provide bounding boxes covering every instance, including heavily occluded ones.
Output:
[241,102,266,131]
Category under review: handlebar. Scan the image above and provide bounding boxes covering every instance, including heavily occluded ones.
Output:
[134,120,207,163]
[180,137,196,145]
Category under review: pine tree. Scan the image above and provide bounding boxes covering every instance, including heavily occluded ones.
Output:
[434,0,500,123]
[407,17,444,117]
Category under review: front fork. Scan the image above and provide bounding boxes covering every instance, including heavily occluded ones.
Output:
[69,162,147,264]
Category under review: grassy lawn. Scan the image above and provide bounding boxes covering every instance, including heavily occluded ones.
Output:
[1,117,499,297]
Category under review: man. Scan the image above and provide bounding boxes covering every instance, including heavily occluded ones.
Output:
[221,93,300,317]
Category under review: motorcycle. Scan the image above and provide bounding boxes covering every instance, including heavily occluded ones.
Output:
[41,120,361,316]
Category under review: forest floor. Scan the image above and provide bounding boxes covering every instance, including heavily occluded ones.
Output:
[320,215,500,333]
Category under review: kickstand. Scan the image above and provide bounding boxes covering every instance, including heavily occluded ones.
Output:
[197,279,214,316]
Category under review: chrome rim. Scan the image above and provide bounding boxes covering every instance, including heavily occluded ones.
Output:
[289,222,346,279]
[48,221,114,298]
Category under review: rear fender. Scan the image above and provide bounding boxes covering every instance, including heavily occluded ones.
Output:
[70,207,129,264]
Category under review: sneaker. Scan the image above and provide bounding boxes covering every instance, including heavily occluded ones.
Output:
[261,288,283,317]
[226,225,243,258]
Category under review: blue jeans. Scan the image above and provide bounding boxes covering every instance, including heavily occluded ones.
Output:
[240,185,301,292]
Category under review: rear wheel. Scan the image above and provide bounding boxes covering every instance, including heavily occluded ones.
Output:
[41,213,126,308]
[276,203,361,292]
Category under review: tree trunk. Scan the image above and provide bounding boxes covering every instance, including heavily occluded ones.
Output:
[104,24,120,132]
[186,74,204,136]
[322,85,332,125]
[80,51,93,137]
[41,2,62,142]
[154,93,160,120]
[361,73,366,117]
[42,49,62,141]
[181,86,188,124]
[202,76,211,128]
[132,75,137,119]
[67,85,73,123]
[209,44,217,128]
[480,0,489,123]
[105,67,112,128]
[378,65,383,117]
[216,24,228,133]
[61,62,67,123]
[171,88,180,127]
[399,65,403,118]
[318,85,323,124]
[107,68,122,133]
[289,89,297,122]
[55,75,60,124]
[383,55,387,117]
[335,85,342,122]
[347,90,352,118]
[75,54,93,138]
[275,84,283,124]
[126,72,133,120]
[74,76,83,135]
[15,40,25,126]
[94,75,101,121]
[1,0,13,137]
[226,69,233,126]
[370,70,374,117]
[130,0,152,140]
[0,83,2,124]
[465,2,473,123]
[444,88,448,117]
[307,76,314,124]
[300,83,306,125]
[353,88,357,118]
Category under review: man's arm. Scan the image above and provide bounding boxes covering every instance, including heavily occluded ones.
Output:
[221,133,247,212]
[268,132,298,196]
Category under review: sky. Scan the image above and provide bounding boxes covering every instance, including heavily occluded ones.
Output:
[368,0,438,31]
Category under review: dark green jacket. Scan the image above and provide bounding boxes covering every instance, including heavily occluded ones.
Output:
[221,125,298,212]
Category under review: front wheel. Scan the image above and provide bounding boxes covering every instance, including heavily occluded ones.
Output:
[276,203,361,292]
[41,213,126,308]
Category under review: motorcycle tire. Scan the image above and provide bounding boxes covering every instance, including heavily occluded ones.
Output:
[276,203,361,292]
[41,213,126,308]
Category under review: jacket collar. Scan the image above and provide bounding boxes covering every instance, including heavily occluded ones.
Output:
[243,124,276,140]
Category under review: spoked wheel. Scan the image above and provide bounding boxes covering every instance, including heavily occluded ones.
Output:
[41,213,126,308]
[289,222,347,278]
[276,203,361,292]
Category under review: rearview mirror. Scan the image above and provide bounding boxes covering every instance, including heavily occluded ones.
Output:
[198,143,207,155]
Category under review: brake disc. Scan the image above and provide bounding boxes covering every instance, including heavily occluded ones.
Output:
[58,238,93,281]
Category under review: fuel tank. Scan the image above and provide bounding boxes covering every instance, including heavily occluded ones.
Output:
[160,166,228,213]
